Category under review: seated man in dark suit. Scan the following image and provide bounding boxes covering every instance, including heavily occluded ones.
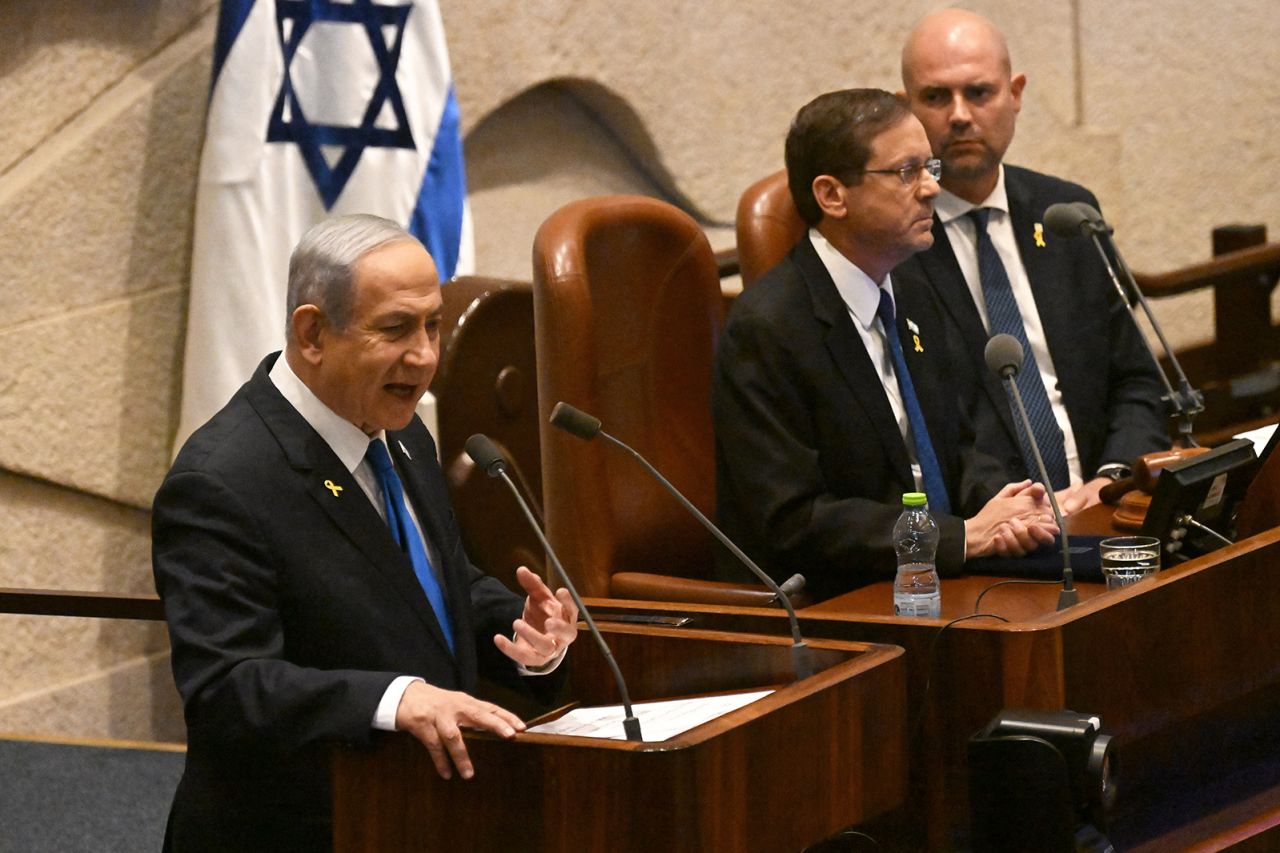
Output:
[714,88,1058,601]
[153,214,578,851]
[898,9,1167,513]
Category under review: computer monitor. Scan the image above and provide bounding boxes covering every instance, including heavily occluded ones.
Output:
[1141,438,1259,564]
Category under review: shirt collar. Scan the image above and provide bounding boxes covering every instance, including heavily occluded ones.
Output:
[269,353,386,473]
[809,228,893,332]
[934,163,1009,225]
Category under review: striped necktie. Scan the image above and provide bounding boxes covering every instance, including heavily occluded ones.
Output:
[968,208,1070,490]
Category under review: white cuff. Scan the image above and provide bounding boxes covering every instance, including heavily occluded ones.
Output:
[516,641,568,676]
[373,675,423,731]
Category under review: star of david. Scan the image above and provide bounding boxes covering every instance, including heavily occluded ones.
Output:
[267,0,417,208]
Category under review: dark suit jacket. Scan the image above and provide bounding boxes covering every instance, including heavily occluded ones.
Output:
[153,353,550,852]
[713,235,1007,601]
[896,165,1167,480]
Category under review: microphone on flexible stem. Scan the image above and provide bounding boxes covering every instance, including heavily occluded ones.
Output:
[983,335,1078,610]
[1043,201,1204,447]
[549,402,815,679]
[464,433,643,741]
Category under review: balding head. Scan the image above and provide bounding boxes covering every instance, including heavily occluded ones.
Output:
[900,8,1024,203]
[902,9,1012,91]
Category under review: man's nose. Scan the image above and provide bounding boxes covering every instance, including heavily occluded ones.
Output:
[948,94,972,126]
[404,327,437,367]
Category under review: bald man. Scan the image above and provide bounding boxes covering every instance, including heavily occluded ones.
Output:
[897,9,1166,513]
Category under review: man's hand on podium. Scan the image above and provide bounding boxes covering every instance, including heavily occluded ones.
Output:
[395,681,526,780]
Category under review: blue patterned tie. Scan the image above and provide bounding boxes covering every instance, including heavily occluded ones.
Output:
[366,439,455,653]
[876,289,951,514]
[968,208,1071,490]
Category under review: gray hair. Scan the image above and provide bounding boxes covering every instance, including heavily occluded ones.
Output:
[285,214,421,335]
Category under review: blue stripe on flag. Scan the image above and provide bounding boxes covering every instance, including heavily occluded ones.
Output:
[409,85,467,280]
[211,0,256,88]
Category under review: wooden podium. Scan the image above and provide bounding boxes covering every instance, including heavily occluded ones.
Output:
[586,520,1280,850]
[331,624,906,852]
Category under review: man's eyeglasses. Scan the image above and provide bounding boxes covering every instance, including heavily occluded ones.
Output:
[862,158,942,186]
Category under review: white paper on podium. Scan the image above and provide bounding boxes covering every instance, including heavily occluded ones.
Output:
[526,690,774,742]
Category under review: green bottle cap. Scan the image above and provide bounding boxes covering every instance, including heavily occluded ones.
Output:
[902,492,928,507]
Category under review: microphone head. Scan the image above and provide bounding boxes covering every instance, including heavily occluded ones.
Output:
[1043,202,1092,236]
[550,402,602,441]
[1072,201,1104,225]
[984,333,1024,378]
[464,434,507,477]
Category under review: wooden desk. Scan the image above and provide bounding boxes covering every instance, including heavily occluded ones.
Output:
[591,523,1280,850]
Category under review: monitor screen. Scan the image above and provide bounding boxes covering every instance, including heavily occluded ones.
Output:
[1141,438,1259,564]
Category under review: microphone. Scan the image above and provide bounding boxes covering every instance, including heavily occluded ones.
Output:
[549,402,815,679]
[464,434,643,741]
[1043,201,1096,237]
[1043,201,1204,447]
[983,335,1078,610]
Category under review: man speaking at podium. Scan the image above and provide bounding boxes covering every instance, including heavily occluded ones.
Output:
[153,215,577,852]
[713,89,1057,601]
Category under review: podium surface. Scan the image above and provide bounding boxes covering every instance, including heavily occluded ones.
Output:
[332,625,906,852]
[588,521,1280,849]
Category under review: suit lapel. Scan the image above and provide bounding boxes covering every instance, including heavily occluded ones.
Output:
[794,238,913,483]
[1005,169,1072,382]
[244,359,458,660]
[389,431,475,674]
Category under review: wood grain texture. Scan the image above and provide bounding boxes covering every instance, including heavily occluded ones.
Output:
[332,626,906,853]
[585,522,1280,850]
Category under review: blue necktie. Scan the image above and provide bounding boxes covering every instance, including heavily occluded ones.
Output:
[366,439,455,653]
[876,288,951,514]
[968,208,1071,490]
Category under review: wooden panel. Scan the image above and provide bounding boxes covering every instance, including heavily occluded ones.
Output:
[332,627,906,853]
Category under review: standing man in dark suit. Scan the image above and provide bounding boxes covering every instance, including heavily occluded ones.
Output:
[153,214,578,851]
[898,9,1167,514]
[714,89,1057,601]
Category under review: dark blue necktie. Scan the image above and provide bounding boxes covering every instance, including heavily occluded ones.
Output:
[968,208,1071,490]
[366,439,455,653]
[876,288,951,514]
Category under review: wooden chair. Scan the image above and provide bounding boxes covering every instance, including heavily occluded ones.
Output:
[531,195,789,605]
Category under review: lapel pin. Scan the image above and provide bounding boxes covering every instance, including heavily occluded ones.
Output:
[912,333,924,353]
[398,441,412,460]
[1034,223,1046,248]
[323,479,343,497]
[906,318,920,334]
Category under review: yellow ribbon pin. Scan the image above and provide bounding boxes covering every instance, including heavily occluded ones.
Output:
[1034,223,1046,248]
[913,334,924,353]
[323,480,343,497]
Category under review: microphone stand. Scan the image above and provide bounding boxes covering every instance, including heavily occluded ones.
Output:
[1079,211,1204,448]
[1000,371,1077,610]
[594,430,816,680]
[468,435,643,741]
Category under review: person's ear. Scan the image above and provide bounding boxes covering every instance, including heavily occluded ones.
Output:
[291,305,326,365]
[1009,73,1027,113]
[812,175,850,220]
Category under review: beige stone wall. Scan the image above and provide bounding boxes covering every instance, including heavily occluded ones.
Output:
[0,0,1275,742]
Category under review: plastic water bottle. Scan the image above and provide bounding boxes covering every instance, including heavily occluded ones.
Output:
[893,492,941,618]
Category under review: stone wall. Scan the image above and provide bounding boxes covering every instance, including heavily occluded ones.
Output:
[0,0,1275,741]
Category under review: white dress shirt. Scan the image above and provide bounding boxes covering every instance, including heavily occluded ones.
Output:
[933,166,1084,485]
[811,229,925,492]
[268,355,559,733]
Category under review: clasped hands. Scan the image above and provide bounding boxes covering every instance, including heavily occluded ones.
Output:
[395,566,578,780]
[964,479,1060,559]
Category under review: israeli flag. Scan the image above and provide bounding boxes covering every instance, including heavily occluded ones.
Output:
[175,0,472,448]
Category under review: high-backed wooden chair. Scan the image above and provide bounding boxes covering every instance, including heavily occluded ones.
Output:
[532,195,785,605]
[735,169,805,288]
[434,276,543,591]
